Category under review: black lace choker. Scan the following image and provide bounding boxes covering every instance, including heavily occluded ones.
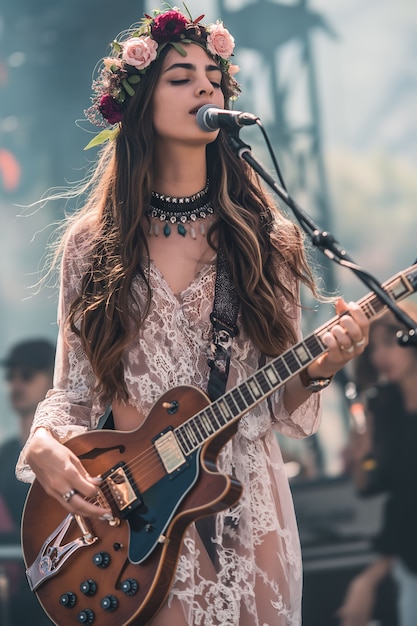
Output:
[146,180,214,238]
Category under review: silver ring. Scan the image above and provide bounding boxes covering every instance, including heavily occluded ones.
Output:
[355,338,365,347]
[62,489,76,503]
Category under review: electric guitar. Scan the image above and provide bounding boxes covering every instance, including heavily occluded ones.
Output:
[21,263,417,625]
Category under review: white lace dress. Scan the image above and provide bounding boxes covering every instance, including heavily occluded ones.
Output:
[17,229,321,626]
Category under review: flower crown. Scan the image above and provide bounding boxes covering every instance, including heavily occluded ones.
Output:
[84,5,240,149]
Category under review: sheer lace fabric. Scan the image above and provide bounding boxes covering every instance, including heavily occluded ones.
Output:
[17,228,321,625]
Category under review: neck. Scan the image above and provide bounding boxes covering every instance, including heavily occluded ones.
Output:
[153,142,208,196]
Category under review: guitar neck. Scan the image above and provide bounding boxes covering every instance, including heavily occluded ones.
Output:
[175,263,417,455]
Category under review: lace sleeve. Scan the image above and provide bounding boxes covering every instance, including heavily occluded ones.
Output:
[16,226,107,483]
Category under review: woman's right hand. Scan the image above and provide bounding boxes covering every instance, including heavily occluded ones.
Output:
[26,427,112,519]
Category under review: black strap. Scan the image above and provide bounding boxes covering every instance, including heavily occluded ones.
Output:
[207,249,240,401]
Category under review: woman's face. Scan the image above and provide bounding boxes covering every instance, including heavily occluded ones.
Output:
[152,43,225,146]
[369,323,417,384]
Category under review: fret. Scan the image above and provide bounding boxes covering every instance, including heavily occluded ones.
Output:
[406,269,417,292]
[224,394,240,417]
[255,370,272,394]
[305,334,325,357]
[240,381,256,405]
[175,428,186,452]
[263,364,281,386]
[392,278,411,301]
[200,411,214,436]
[191,417,205,443]
[210,402,227,427]
[361,299,373,320]
[364,299,377,318]
[283,351,299,375]
[294,342,312,367]
[247,377,262,400]
[176,426,192,454]
[231,387,247,411]
[217,399,233,421]
[183,422,198,446]
[274,357,292,381]
[206,404,223,429]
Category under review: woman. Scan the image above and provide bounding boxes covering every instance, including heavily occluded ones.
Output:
[17,7,369,625]
[337,301,417,626]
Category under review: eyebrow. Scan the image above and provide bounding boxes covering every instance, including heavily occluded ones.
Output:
[164,62,222,74]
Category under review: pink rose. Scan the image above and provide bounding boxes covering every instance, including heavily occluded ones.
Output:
[122,36,158,70]
[228,64,240,76]
[207,23,235,59]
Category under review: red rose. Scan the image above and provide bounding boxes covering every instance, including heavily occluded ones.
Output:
[99,94,123,124]
[151,10,189,43]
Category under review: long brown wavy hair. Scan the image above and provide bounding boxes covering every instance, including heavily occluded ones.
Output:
[59,42,318,402]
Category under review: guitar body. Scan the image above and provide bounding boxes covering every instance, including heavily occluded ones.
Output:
[22,386,243,626]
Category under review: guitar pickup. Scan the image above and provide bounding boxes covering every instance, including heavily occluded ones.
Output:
[104,463,142,514]
[153,429,186,474]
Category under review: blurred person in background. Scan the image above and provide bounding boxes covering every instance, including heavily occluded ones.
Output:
[336,301,417,626]
[0,338,54,625]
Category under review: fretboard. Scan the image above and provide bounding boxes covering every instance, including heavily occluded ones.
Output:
[175,263,417,455]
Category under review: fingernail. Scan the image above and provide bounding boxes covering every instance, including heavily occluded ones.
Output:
[99,513,114,521]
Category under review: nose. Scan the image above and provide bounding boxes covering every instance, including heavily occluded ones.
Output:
[195,76,215,97]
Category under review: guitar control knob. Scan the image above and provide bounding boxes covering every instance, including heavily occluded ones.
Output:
[121,578,139,596]
[59,591,76,608]
[100,595,118,612]
[80,579,97,596]
[92,551,110,568]
[77,608,95,624]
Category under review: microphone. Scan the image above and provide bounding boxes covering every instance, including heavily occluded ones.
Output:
[196,104,259,132]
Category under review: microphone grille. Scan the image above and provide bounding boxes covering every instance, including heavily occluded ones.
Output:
[196,104,220,132]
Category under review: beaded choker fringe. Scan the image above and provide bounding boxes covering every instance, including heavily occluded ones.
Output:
[147,181,214,238]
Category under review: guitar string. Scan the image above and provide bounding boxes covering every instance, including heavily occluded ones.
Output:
[86,286,400,510]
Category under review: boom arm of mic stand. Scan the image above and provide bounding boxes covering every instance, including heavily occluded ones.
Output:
[227,131,417,344]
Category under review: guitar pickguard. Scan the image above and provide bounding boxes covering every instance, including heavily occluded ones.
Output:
[126,450,200,564]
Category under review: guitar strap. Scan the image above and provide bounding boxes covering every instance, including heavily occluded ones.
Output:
[206,247,240,402]
[196,249,240,562]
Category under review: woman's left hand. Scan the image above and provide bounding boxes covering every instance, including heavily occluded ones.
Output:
[309,298,369,378]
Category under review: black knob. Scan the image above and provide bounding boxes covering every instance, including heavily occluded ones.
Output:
[77,608,95,624]
[80,579,97,596]
[59,591,76,608]
[121,578,139,596]
[100,595,118,612]
[92,551,110,568]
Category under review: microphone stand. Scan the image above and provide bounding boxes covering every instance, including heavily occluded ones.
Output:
[227,130,417,346]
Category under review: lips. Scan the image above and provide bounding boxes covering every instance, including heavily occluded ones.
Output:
[189,104,209,115]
